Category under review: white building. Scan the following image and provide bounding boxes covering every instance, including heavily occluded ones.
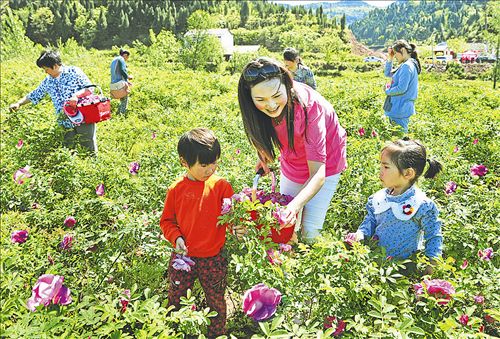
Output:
[186,28,234,60]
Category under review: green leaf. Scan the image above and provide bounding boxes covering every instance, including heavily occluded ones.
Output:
[407,327,426,335]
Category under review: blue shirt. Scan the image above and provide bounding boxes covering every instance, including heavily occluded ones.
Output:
[292,64,316,90]
[27,65,91,129]
[358,186,442,259]
[110,56,128,84]
[384,59,419,119]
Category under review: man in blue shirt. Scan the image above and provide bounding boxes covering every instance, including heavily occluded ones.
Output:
[9,50,97,154]
[110,49,133,114]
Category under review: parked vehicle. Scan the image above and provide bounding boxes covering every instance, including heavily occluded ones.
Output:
[363,56,383,63]
[424,56,449,64]
[476,54,497,63]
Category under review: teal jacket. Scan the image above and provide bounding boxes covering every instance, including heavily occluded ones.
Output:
[110,56,128,84]
[384,59,419,119]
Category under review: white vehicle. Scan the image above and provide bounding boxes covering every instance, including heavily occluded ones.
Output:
[364,56,384,63]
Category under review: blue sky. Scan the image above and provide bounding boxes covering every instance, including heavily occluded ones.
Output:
[271,1,395,8]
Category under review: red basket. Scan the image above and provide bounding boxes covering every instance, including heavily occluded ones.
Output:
[76,86,111,123]
[250,171,295,244]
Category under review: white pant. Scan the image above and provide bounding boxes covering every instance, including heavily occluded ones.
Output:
[280,173,341,241]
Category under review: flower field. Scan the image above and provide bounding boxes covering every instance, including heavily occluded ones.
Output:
[1,44,499,337]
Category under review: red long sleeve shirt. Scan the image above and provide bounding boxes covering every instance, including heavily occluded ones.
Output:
[159,175,234,257]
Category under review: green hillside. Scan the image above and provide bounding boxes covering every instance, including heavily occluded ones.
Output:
[350,0,498,46]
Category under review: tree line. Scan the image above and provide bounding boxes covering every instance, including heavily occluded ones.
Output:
[6,0,345,49]
[350,0,497,47]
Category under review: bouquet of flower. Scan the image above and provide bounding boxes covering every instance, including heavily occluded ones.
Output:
[218,171,295,244]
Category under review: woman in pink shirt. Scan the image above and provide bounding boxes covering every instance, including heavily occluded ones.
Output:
[238,57,347,242]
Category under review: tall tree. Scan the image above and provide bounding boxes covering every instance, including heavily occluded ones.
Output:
[240,1,249,27]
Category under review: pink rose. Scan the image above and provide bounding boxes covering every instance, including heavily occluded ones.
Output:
[470,164,488,177]
[26,274,72,311]
[64,216,76,228]
[16,139,24,149]
[242,283,281,321]
[413,283,424,296]
[221,198,232,215]
[95,183,105,196]
[473,295,485,304]
[60,234,73,250]
[358,127,365,136]
[460,259,468,270]
[477,248,493,261]
[279,243,292,253]
[128,162,140,175]
[444,181,457,195]
[13,166,32,184]
[324,316,347,336]
[11,230,28,244]
[459,314,469,326]
[423,279,455,305]
[120,298,129,313]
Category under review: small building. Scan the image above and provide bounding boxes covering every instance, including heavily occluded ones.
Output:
[433,42,455,60]
[185,28,234,60]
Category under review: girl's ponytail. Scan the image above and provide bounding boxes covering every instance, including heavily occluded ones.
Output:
[424,158,443,179]
[409,43,421,74]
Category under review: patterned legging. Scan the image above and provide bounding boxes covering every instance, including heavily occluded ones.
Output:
[167,252,227,337]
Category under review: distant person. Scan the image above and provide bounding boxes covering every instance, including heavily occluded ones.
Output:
[238,57,347,242]
[283,47,317,90]
[159,128,234,337]
[345,138,443,275]
[110,48,133,114]
[383,40,421,132]
[9,50,97,153]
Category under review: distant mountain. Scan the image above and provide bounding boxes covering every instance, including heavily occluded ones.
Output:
[301,1,376,25]
[350,0,491,46]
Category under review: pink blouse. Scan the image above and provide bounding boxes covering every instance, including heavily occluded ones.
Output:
[274,81,347,184]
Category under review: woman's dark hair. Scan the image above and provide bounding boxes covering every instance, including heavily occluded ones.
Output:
[36,50,62,68]
[119,48,130,56]
[283,47,303,65]
[382,137,442,184]
[392,39,421,74]
[238,57,306,162]
[177,128,220,167]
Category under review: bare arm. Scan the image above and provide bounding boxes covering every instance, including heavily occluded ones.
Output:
[280,160,326,226]
[9,96,31,112]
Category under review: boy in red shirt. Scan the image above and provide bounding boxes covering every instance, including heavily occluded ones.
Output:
[160,128,234,337]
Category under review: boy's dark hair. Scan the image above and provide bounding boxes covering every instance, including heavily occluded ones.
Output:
[382,137,442,184]
[177,128,221,167]
[36,50,62,68]
[119,48,130,56]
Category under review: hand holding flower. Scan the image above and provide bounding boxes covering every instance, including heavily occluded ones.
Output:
[344,231,364,246]
[232,224,248,239]
[175,237,187,255]
[278,204,299,230]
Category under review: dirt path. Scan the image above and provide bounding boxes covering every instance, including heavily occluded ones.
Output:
[349,31,386,58]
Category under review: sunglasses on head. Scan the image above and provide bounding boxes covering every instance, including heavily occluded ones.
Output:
[243,63,281,83]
